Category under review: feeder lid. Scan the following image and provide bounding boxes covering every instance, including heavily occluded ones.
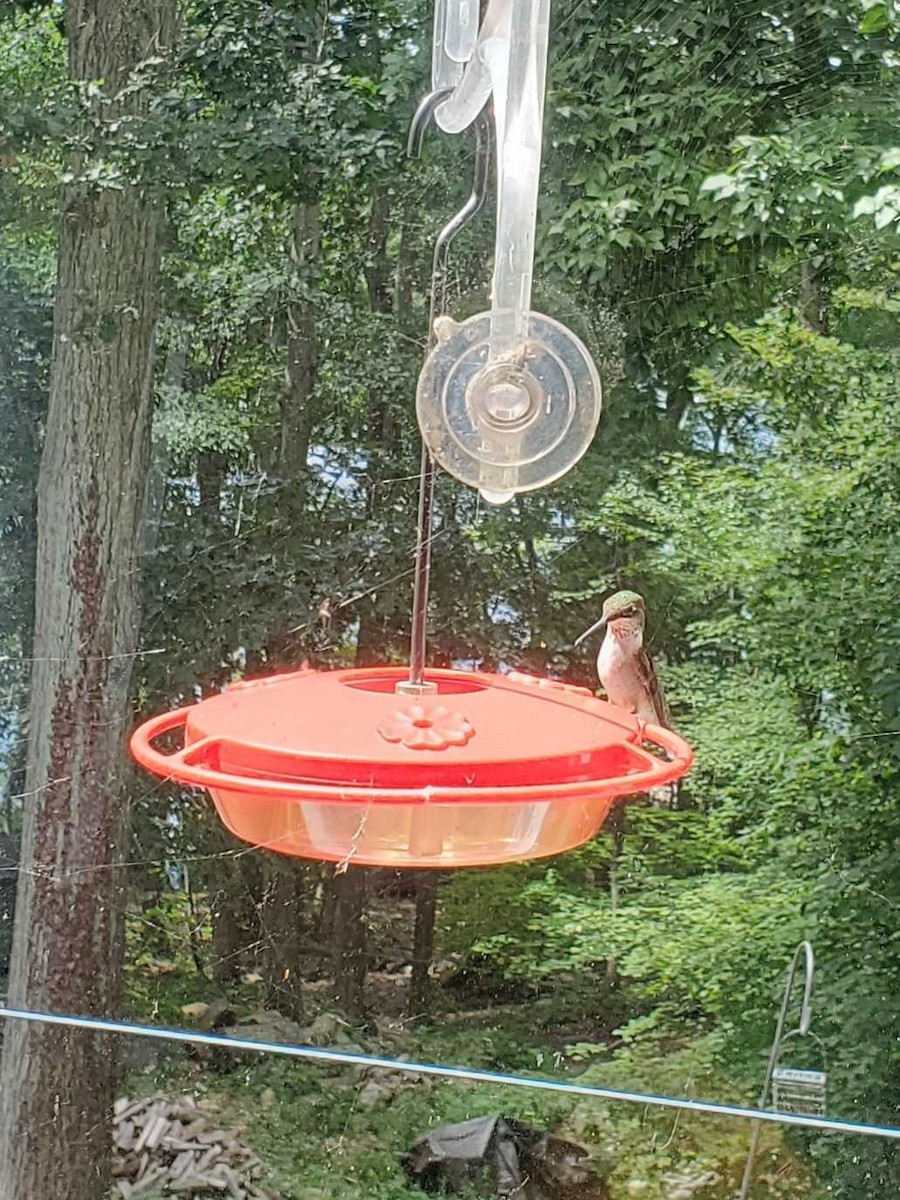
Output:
[131,666,693,803]
[190,667,630,764]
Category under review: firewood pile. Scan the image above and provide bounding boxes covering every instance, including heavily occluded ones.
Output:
[112,1094,280,1199]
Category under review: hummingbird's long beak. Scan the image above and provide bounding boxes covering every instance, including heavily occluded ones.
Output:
[573,615,607,647]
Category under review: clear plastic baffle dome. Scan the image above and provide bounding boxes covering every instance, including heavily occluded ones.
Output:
[419,0,601,504]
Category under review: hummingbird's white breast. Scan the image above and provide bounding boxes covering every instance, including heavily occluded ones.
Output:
[597,622,658,724]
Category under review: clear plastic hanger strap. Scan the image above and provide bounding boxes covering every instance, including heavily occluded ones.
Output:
[432,0,480,90]
[436,0,551,354]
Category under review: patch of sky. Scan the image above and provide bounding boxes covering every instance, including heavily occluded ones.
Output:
[488,599,518,624]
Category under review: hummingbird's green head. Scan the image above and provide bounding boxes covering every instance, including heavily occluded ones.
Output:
[574,590,646,646]
[601,590,645,623]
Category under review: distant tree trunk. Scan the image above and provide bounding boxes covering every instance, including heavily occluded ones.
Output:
[800,256,829,335]
[248,205,323,999]
[0,3,175,1197]
[665,381,691,431]
[394,208,414,321]
[0,834,20,973]
[355,596,392,666]
[143,338,182,560]
[208,826,254,986]
[332,866,368,1019]
[605,804,626,984]
[182,863,207,978]
[197,450,227,519]
[196,340,229,520]
[0,275,47,833]
[259,857,306,1021]
[317,870,337,942]
[409,871,439,1015]
[355,185,402,668]
[211,885,244,985]
[279,201,320,484]
[366,186,392,313]
[2,740,27,836]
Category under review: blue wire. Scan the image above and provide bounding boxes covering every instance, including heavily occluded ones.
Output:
[1,1005,898,1140]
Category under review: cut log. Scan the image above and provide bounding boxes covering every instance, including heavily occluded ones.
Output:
[130,1164,169,1197]
[111,1092,280,1197]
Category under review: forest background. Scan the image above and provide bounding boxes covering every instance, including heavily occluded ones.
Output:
[1,1,900,1198]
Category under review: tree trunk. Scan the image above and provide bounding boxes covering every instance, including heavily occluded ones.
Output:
[196,340,229,520]
[279,201,320,481]
[2,739,27,837]
[332,866,368,1020]
[605,804,627,984]
[409,871,439,1016]
[665,381,691,431]
[366,186,392,313]
[0,268,48,834]
[354,185,401,668]
[259,857,305,1021]
[197,449,227,520]
[0,834,19,974]
[0,3,175,1197]
[208,826,254,986]
[355,595,391,666]
[800,256,829,335]
[394,210,413,321]
[211,885,244,985]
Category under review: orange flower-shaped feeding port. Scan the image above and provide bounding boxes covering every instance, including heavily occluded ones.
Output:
[377,704,475,751]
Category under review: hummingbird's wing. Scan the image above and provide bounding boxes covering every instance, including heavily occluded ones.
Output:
[638,648,669,728]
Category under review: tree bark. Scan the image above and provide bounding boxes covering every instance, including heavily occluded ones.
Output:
[355,596,391,666]
[208,825,255,986]
[0,3,175,1197]
[332,866,368,1020]
[366,186,392,313]
[605,804,627,984]
[259,857,306,1021]
[279,201,320,481]
[800,256,829,335]
[354,184,401,667]
[394,208,413,321]
[409,871,439,1016]
[2,739,27,838]
[0,268,48,833]
[0,834,19,974]
[197,449,227,520]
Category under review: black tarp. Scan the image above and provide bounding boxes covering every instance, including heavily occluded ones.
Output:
[402,1114,608,1200]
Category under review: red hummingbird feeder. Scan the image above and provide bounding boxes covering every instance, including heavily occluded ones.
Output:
[130,667,692,869]
[131,11,696,869]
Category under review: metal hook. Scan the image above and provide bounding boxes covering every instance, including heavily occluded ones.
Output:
[407,88,454,159]
[430,108,491,322]
[403,94,493,692]
[407,92,492,332]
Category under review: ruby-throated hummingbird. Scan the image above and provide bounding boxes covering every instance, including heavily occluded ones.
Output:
[574,590,669,729]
